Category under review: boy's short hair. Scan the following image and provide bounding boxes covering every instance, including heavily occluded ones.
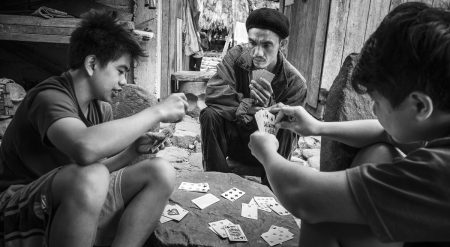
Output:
[69,10,146,69]
[352,2,450,111]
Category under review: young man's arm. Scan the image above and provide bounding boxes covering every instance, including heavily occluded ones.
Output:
[47,93,187,166]
[273,104,388,148]
[249,132,366,224]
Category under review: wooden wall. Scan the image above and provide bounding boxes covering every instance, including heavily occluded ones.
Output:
[285,0,449,110]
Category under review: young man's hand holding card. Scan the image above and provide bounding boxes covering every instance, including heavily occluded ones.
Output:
[254,109,279,135]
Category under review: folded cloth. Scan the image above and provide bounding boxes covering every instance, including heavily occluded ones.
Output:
[31,6,72,19]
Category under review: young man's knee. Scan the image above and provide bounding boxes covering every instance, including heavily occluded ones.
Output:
[138,158,176,193]
[55,164,110,210]
[352,143,400,167]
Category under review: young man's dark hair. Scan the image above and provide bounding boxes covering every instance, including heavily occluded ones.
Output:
[352,2,450,110]
[69,10,147,69]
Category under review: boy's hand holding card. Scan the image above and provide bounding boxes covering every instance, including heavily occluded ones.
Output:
[254,109,279,135]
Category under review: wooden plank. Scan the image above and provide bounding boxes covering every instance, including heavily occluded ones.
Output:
[0,14,80,27]
[0,33,70,43]
[321,0,351,90]
[133,0,159,95]
[0,24,75,36]
[171,70,215,82]
[341,0,371,69]
[176,18,183,72]
[160,0,171,97]
[166,0,180,96]
[307,0,331,108]
[364,0,391,41]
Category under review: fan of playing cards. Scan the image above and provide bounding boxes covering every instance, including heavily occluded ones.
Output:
[255,109,279,135]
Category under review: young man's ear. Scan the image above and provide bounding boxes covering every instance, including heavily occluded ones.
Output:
[84,55,96,76]
[410,91,433,121]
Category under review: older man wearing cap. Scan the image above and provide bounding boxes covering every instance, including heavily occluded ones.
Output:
[200,8,307,183]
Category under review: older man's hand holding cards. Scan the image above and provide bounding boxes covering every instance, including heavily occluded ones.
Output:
[250,69,275,107]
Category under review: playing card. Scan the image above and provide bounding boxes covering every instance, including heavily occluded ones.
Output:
[162,204,189,221]
[254,109,278,135]
[269,202,290,216]
[241,203,258,220]
[178,182,209,192]
[221,187,245,202]
[261,225,294,246]
[159,215,173,223]
[191,193,220,209]
[253,196,276,212]
[224,224,248,242]
[258,69,275,83]
[209,219,234,238]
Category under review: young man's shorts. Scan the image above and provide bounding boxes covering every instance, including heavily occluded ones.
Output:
[0,167,125,247]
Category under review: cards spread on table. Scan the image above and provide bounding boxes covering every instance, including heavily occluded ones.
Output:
[221,187,246,202]
[225,224,248,242]
[162,204,189,221]
[178,182,210,193]
[241,203,258,220]
[252,69,275,84]
[191,193,220,209]
[255,109,278,135]
[261,225,294,246]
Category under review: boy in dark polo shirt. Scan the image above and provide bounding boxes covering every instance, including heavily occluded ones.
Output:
[249,2,450,247]
[0,11,187,247]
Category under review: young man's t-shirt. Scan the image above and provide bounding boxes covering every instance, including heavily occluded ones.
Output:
[346,137,450,244]
[0,72,112,192]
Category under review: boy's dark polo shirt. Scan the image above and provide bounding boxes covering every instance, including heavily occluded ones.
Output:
[347,136,450,243]
[0,72,112,192]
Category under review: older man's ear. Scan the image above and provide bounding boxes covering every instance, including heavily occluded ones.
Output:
[280,38,289,56]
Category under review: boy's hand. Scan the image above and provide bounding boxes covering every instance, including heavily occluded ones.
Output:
[155,93,188,123]
[250,78,273,107]
[248,131,279,163]
[270,103,321,136]
[134,133,170,154]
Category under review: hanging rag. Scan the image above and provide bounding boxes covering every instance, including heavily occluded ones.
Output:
[31,6,72,19]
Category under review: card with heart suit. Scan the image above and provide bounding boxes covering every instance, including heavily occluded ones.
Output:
[209,219,234,238]
[225,224,248,242]
[162,204,189,221]
[254,196,277,212]
[261,225,294,246]
[269,202,290,216]
[178,182,209,193]
[254,109,278,135]
[221,187,246,202]
[191,193,220,209]
[241,203,258,220]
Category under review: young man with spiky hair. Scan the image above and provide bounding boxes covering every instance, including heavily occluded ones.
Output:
[249,3,450,246]
[0,11,188,247]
